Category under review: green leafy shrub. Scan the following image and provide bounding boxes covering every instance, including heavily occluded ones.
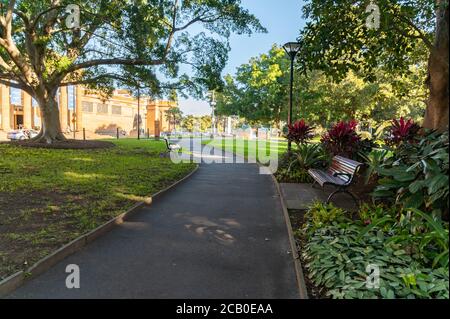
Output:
[275,167,312,183]
[275,144,328,183]
[288,143,328,172]
[302,203,449,299]
[357,203,394,226]
[321,120,362,158]
[373,130,449,217]
[304,202,347,234]
[303,223,449,299]
[358,149,392,185]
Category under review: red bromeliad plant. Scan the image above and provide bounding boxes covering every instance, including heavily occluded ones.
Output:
[286,119,315,146]
[321,120,361,158]
[385,117,421,147]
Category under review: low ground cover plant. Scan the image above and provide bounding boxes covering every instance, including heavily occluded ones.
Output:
[301,202,449,299]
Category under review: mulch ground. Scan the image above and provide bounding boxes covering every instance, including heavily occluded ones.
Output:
[2,139,116,150]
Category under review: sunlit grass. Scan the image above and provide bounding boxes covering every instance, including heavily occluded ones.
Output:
[202,138,290,160]
[0,139,195,279]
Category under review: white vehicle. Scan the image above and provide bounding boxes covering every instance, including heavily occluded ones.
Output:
[7,129,39,140]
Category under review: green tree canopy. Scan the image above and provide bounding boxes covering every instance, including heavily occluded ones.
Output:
[297,0,448,131]
[0,0,265,143]
[215,44,427,131]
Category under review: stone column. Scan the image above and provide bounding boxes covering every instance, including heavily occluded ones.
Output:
[146,103,158,136]
[59,86,68,131]
[23,91,33,129]
[75,85,83,131]
[1,84,11,131]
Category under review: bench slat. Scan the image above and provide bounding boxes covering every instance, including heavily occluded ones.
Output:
[309,155,363,187]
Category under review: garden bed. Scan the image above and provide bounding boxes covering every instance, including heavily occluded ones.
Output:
[0,139,195,280]
[288,203,449,299]
[289,209,325,299]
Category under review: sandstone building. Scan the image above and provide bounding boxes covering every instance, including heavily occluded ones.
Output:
[0,84,176,137]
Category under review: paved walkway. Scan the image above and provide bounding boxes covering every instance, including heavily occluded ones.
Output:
[7,144,299,299]
[280,183,359,212]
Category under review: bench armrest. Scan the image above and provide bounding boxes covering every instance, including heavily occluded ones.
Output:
[333,172,352,184]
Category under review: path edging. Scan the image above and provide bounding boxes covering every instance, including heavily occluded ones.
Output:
[0,165,199,298]
[270,174,309,299]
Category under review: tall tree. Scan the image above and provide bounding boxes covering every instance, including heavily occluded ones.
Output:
[297,0,448,131]
[216,44,426,130]
[165,106,183,131]
[181,114,196,132]
[0,0,264,143]
[216,45,292,129]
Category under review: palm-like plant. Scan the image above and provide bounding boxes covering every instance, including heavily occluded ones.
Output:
[288,143,328,173]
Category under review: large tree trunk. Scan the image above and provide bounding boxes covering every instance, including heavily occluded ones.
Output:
[423,2,449,132]
[32,95,67,144]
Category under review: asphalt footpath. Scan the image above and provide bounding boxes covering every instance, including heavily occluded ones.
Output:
[7,143,300,299]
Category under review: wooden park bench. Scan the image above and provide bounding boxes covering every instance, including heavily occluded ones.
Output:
[308,155,364,206]
[164,138,182,154]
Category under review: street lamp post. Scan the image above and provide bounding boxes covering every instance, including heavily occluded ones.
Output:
[283,42,301,152]
[137,86,140,140]
[208,90,217,137]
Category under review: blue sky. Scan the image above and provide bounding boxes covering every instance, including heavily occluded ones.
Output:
[179,0,306,116]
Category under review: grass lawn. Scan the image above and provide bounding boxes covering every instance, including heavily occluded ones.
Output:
[0,139,195,280]
[202,138,290,160]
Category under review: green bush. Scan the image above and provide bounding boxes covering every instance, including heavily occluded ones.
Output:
[275,144,328,183]
[373,130,449,217]
[301,203,449,299]
[275,167,312,183]
[304,201,347,234]
[303,223,449,299]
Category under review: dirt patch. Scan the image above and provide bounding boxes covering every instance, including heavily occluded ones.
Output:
[3,139,116,150]
[0,191,74,279]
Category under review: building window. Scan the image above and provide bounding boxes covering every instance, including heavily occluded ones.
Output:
[112,105,122,115]
[32,98,38,108]
[97,103,108,114]
[10,88,22,105]
[68,86,76,110]
[56,88,60,108]
[82,101,94,113]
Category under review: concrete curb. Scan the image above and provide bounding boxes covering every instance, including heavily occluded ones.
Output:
[270,174,309,300]
[0,164,199,298]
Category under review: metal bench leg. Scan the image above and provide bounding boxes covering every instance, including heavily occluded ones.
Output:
[326,189,342,204]
[326,188,360,207]
[344,190,360,207]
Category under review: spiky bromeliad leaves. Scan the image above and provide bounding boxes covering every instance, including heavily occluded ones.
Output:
[321,120,362,158]
[385,117,421,147]
[286,119,315,146]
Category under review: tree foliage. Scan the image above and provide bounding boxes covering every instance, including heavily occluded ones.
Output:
[297,0,448,131]
[215,44,427,129]
[0,0,265,142]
